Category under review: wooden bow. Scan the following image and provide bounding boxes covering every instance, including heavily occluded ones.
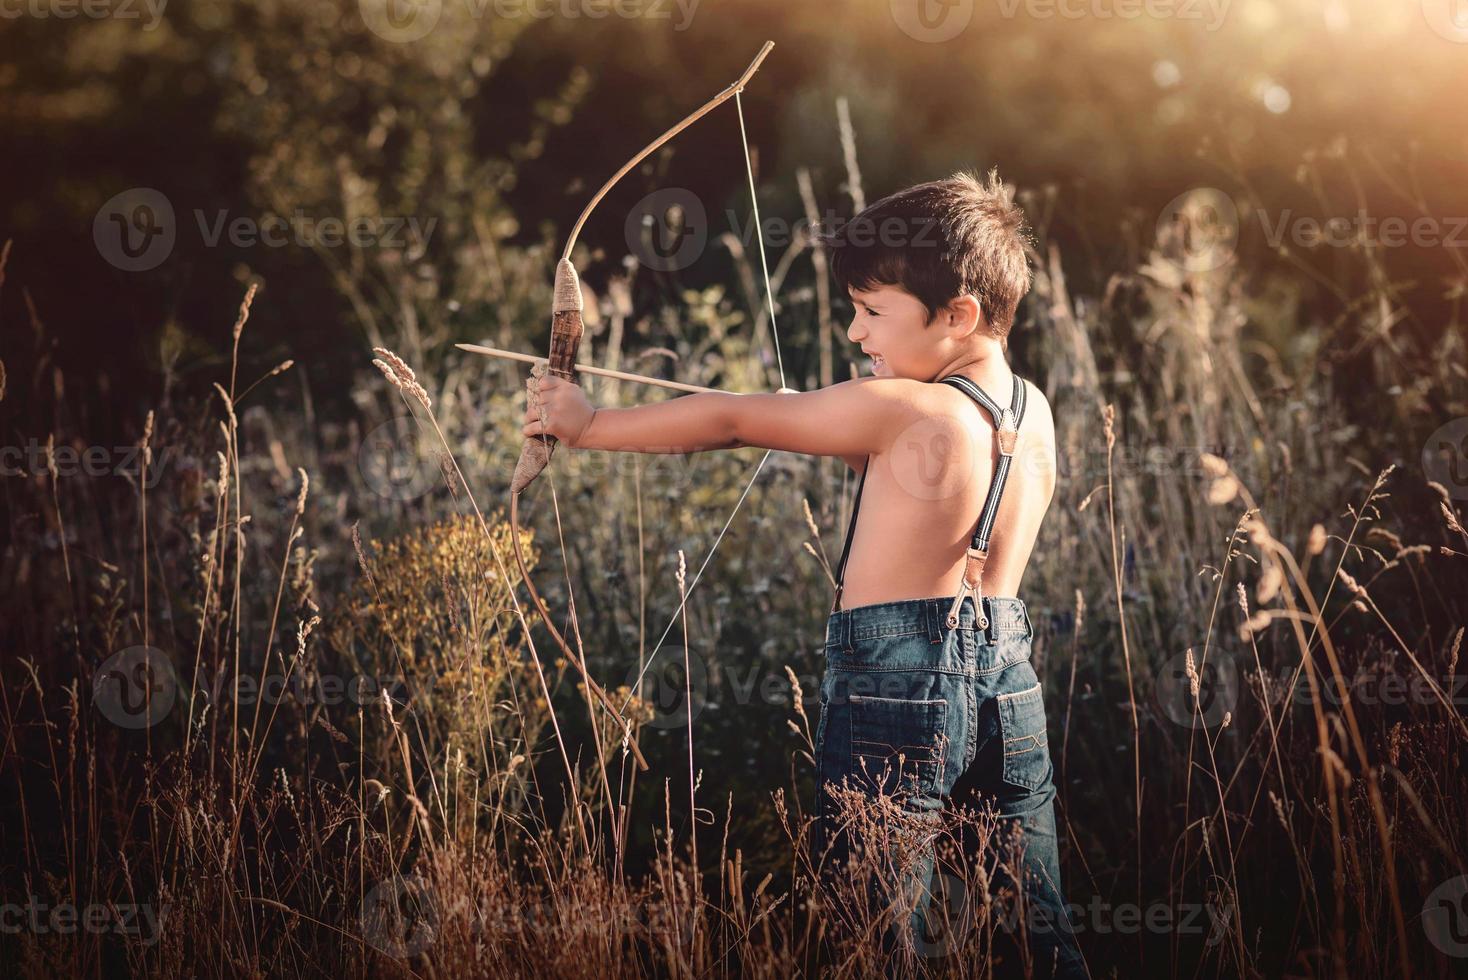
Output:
[507,42,776,773]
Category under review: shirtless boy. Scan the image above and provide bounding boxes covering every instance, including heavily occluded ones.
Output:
[521,170,1087,978]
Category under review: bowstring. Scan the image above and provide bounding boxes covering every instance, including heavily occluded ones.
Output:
[620,89,783,712]
[735,90,785,390]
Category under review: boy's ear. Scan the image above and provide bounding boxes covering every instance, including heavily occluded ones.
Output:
[940,294,985,338]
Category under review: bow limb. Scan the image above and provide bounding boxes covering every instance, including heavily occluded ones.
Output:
[560,40,775,263]
[509,491,649,772]
[512,39,776,493]
[507,42,775,772]
[509,259,648,767]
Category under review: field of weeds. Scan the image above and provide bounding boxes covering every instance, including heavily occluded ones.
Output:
[3,3,1468,977]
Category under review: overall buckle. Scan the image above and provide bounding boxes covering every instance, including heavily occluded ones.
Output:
[946,547,989,629]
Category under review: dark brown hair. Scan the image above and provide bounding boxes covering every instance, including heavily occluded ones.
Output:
[818,169,1032,338]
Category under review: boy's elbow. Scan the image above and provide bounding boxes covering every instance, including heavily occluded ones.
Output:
[715,394,750,450]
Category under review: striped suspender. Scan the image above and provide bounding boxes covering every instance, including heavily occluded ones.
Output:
[939,375,1028,628]
[829,455,869,614]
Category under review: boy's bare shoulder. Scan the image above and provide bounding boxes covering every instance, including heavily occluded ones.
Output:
[924,376,1056,468]
[1021,379,1055,434]
[833,375,1053,456]
[911,374,1055,430]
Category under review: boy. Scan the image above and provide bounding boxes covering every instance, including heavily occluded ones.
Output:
[521,170,1087,978]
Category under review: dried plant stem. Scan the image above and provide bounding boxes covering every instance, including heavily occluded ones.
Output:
[1102,404,1143,918]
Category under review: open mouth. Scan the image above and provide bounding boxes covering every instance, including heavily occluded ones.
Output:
[866,352,886,373]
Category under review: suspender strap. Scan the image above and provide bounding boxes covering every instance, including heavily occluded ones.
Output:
[940,375,1027,628]
[942,375,1026,552]
[829,457,869,614]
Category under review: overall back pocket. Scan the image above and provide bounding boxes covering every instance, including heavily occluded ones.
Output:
[848,694,948,799]
[996,682,1051,792]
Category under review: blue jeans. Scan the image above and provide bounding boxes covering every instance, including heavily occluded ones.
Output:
[813,595,1088,979]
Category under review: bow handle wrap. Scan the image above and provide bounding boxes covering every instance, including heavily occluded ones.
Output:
[512,258,584,493]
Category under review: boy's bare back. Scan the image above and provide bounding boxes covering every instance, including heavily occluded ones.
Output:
[833,372,1057,610]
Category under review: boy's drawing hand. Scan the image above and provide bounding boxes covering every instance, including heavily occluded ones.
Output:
[522,374,595,448]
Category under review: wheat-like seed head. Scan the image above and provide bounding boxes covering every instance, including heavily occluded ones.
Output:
[140,410,155,467]
[233,283,258,342]
[213,383,238,428]
[372,347,432,409]
[783,665,803,714]
[801,498,820,540]
[373,346,416,383]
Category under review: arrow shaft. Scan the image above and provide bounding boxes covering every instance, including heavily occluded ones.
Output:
[457,343,727,395]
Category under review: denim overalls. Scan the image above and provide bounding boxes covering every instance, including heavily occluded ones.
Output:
[813,374,1088,979]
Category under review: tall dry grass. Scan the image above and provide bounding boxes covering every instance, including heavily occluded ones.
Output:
[2,131,1467,979]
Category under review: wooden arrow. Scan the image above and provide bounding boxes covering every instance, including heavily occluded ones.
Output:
[456,342,728,396]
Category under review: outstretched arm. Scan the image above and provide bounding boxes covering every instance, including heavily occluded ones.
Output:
[521,376,924,462]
